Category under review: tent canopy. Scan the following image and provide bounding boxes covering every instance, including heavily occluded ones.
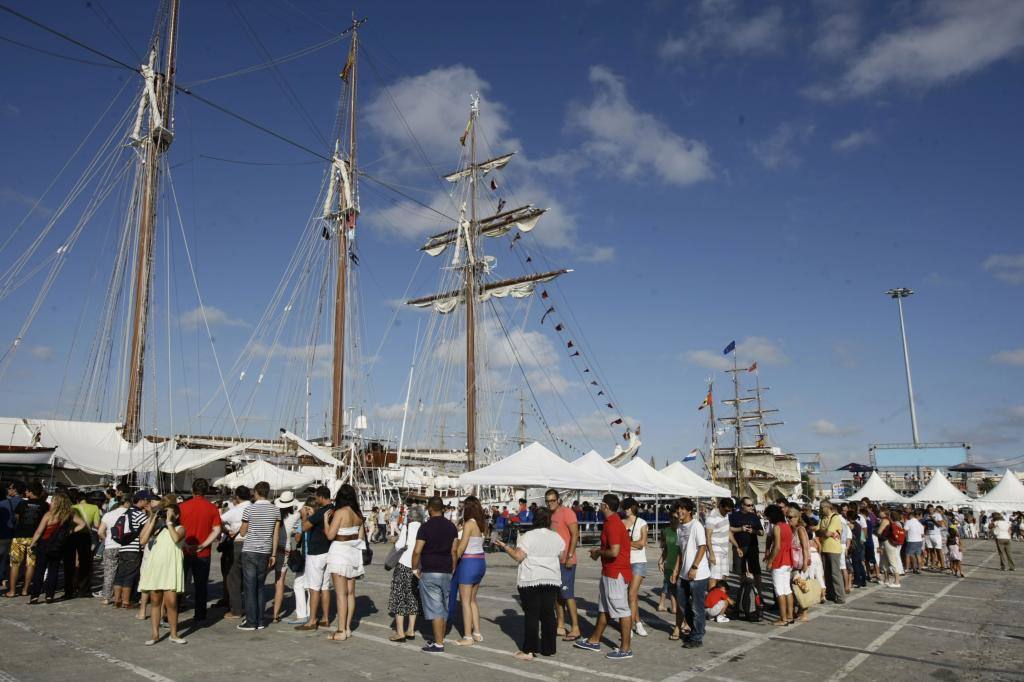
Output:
[660,462,732,498]
[619,458,699,496]
[974,469,1024,512]
[458,442,608,490]
[213,459,316,491]
[846,471,906,503]
[906,471,971,505]
[571,451,658,494]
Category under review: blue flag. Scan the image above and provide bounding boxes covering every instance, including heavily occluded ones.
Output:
[683,449,699,462]
[723,340,736,355]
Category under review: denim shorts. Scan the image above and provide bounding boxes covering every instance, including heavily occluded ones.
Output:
[419,572,451,621]
[905,541,923,556]
[631,561,646,578]
[559,564,576,600]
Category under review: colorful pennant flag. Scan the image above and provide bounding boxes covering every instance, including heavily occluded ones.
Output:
[496,198,506,213]
[610,418,624,425]
[747,362,758,373]
[698,390,713,411]
[459,117,473,146]
[570,351,580,357]
[489,179,498,191]
[567,341,574,348]
[540,306,555,324]
[723,340,736,355]
[554,323,564,332]
[541,290,549,299]
[683,448,699,462]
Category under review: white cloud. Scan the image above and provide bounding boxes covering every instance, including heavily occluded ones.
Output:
[525,370,572,395]
[363,65,612,261]
[991,348,1024,366]
[29,345,53,361]
[659,2,785,60]
[551,409,640,448]
[684,336,789,370]
[751,122,815,169]
[808,0,1024,100]
[1009,404,1024,420]
[0,186,54,217]
[436,322,560,371]
[811,0,863,60]
[569,65,713,186]
[2,103,19,117]
[811,418,858,437]
[179,305,249,330]
[982,253,1024,284]
[833,129,877,151]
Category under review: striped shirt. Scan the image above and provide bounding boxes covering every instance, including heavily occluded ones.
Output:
[118,507,148,554]
[241,500,279,554]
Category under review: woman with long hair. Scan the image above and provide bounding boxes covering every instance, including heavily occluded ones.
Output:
[271,492,301,623]
[876,509,902,588]
[449,495,487,645]
[764,504,794,626]
[621,497,649,637]
[787,507,813,621]
[138,497,186,645]
[324,484,365,641]
[27,492,85,604]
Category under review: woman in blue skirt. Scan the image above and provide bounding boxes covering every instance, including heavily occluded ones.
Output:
[449,496,487,644]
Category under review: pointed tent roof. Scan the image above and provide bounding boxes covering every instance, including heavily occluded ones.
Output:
[458,442,608,490]
[846,471,906,503]
[619,458,700,496]
[571,450,658,494]
[975,469,1024,511]
[907,471,971,505]
[660,462,732,498]
[213,459,316,491]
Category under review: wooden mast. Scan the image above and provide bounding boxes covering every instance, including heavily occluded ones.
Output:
[330,22,360,450]
[465,96,479,471]
[123,0,179,443]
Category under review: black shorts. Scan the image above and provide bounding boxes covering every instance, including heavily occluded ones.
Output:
[113,551,141,587]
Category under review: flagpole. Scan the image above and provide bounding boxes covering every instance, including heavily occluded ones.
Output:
[708,379,717,482]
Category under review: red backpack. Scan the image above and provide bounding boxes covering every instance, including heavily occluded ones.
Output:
[888,522,906,546]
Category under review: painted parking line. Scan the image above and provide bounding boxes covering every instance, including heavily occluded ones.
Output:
[827,551,996,681]
[348,629,554,681]
[0,618,174,682]
[359,619,653,681]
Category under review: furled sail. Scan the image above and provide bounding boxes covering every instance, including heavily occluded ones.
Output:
[442,152,516,183]
[422,205,546,257]
[406,269,570,314]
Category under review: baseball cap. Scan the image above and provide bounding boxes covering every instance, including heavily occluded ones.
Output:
[133,490,157,503]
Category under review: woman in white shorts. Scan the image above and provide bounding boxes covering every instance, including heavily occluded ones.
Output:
[622,498,649,637]
[324,484,366,641]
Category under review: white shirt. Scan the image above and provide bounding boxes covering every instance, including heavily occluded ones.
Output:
[930,513,945,534]
[705,509,731,547]
[676,519,711,581]
[992,519,1011,540]
[100,507,127,550]
[516,528,565,588]
[396,521,421,568]
[904,517,925,543]
[220,500,250,537]
[627,517,648,564]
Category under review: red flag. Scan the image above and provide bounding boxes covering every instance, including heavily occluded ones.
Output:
[747,362,758,373]
[698,390,713,411]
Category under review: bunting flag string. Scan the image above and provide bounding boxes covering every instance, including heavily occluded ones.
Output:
[510,233,521,248]
[540,306,556,324]
[496,198,506,213]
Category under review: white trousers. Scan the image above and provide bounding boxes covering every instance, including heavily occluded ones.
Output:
[293,573,310,621]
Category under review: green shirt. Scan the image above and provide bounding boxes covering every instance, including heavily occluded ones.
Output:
[73,502,101,530]
[663,525,680,581]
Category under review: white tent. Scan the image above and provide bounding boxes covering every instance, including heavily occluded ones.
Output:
[974,469,1024,512]
[660,462,732,498]
[214,459,316,491]
[458,442,608,490]
[846,471,906,503]
[906,471,971,506]
[571,450,658,494]
[619,458,700,496]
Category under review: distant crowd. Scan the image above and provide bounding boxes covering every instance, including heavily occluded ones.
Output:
[0,478,1019,662]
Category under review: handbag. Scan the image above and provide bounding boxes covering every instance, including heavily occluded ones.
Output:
[287,547,304,573]
[384,525,407,571]
[360,523,373,566]
[793,576,822,610]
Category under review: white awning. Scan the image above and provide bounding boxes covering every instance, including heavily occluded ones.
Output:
[458,442,608,490]
[660,462,732,498]
[571,450,658,494]
[619,458,700,496]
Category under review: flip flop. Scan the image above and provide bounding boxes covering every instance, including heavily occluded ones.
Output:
[562,632,581,642]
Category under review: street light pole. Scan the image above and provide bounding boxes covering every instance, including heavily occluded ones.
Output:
[886,287,921,444]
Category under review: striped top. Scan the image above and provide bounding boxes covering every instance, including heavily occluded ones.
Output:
[241,500,279,554]
[118,507,148,554]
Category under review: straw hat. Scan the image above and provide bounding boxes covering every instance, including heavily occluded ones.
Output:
[274,490,296,509]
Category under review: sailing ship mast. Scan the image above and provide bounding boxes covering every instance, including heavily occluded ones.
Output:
[327,19,365,450]
[406,97,569,471]
[123,0,180,443]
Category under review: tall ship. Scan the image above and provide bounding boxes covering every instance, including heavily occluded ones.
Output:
[704,356,801,503]
[0,3,640,502]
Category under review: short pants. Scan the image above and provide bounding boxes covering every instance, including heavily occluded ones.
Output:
[598,574,630,619]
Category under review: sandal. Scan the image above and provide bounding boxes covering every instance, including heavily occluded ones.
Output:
[472,633,483,643]
[556,627,567,637]
[294,622,319,631]
[514,651,535,662]
[454,637,475,646]
[772,620,789,627]
[669,628,681,641]
[389,633,407,642]
[562,631,581,642]
[327,630,348,641]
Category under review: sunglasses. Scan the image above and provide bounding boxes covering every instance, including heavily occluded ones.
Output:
[545,499,558,504]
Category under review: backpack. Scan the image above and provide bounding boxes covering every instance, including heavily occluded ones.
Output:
[44,520,74,559]
[111,510,140,546]
[888,522,906,546]
[736,575,763,622]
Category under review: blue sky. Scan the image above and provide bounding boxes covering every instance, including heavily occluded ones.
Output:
[1,0,1022,477]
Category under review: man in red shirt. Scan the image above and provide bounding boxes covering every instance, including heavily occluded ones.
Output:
[178,478,221,624]
[574,493,633,660]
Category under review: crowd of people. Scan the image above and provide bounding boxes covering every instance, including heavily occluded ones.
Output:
[0,478,1019,662]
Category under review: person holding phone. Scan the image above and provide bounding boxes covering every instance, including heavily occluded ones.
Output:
[728,497,763,587]
[138,497,186,645]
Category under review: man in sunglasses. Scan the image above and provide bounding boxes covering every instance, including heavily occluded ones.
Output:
[546,489,581,641]
[729,497,764,588]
